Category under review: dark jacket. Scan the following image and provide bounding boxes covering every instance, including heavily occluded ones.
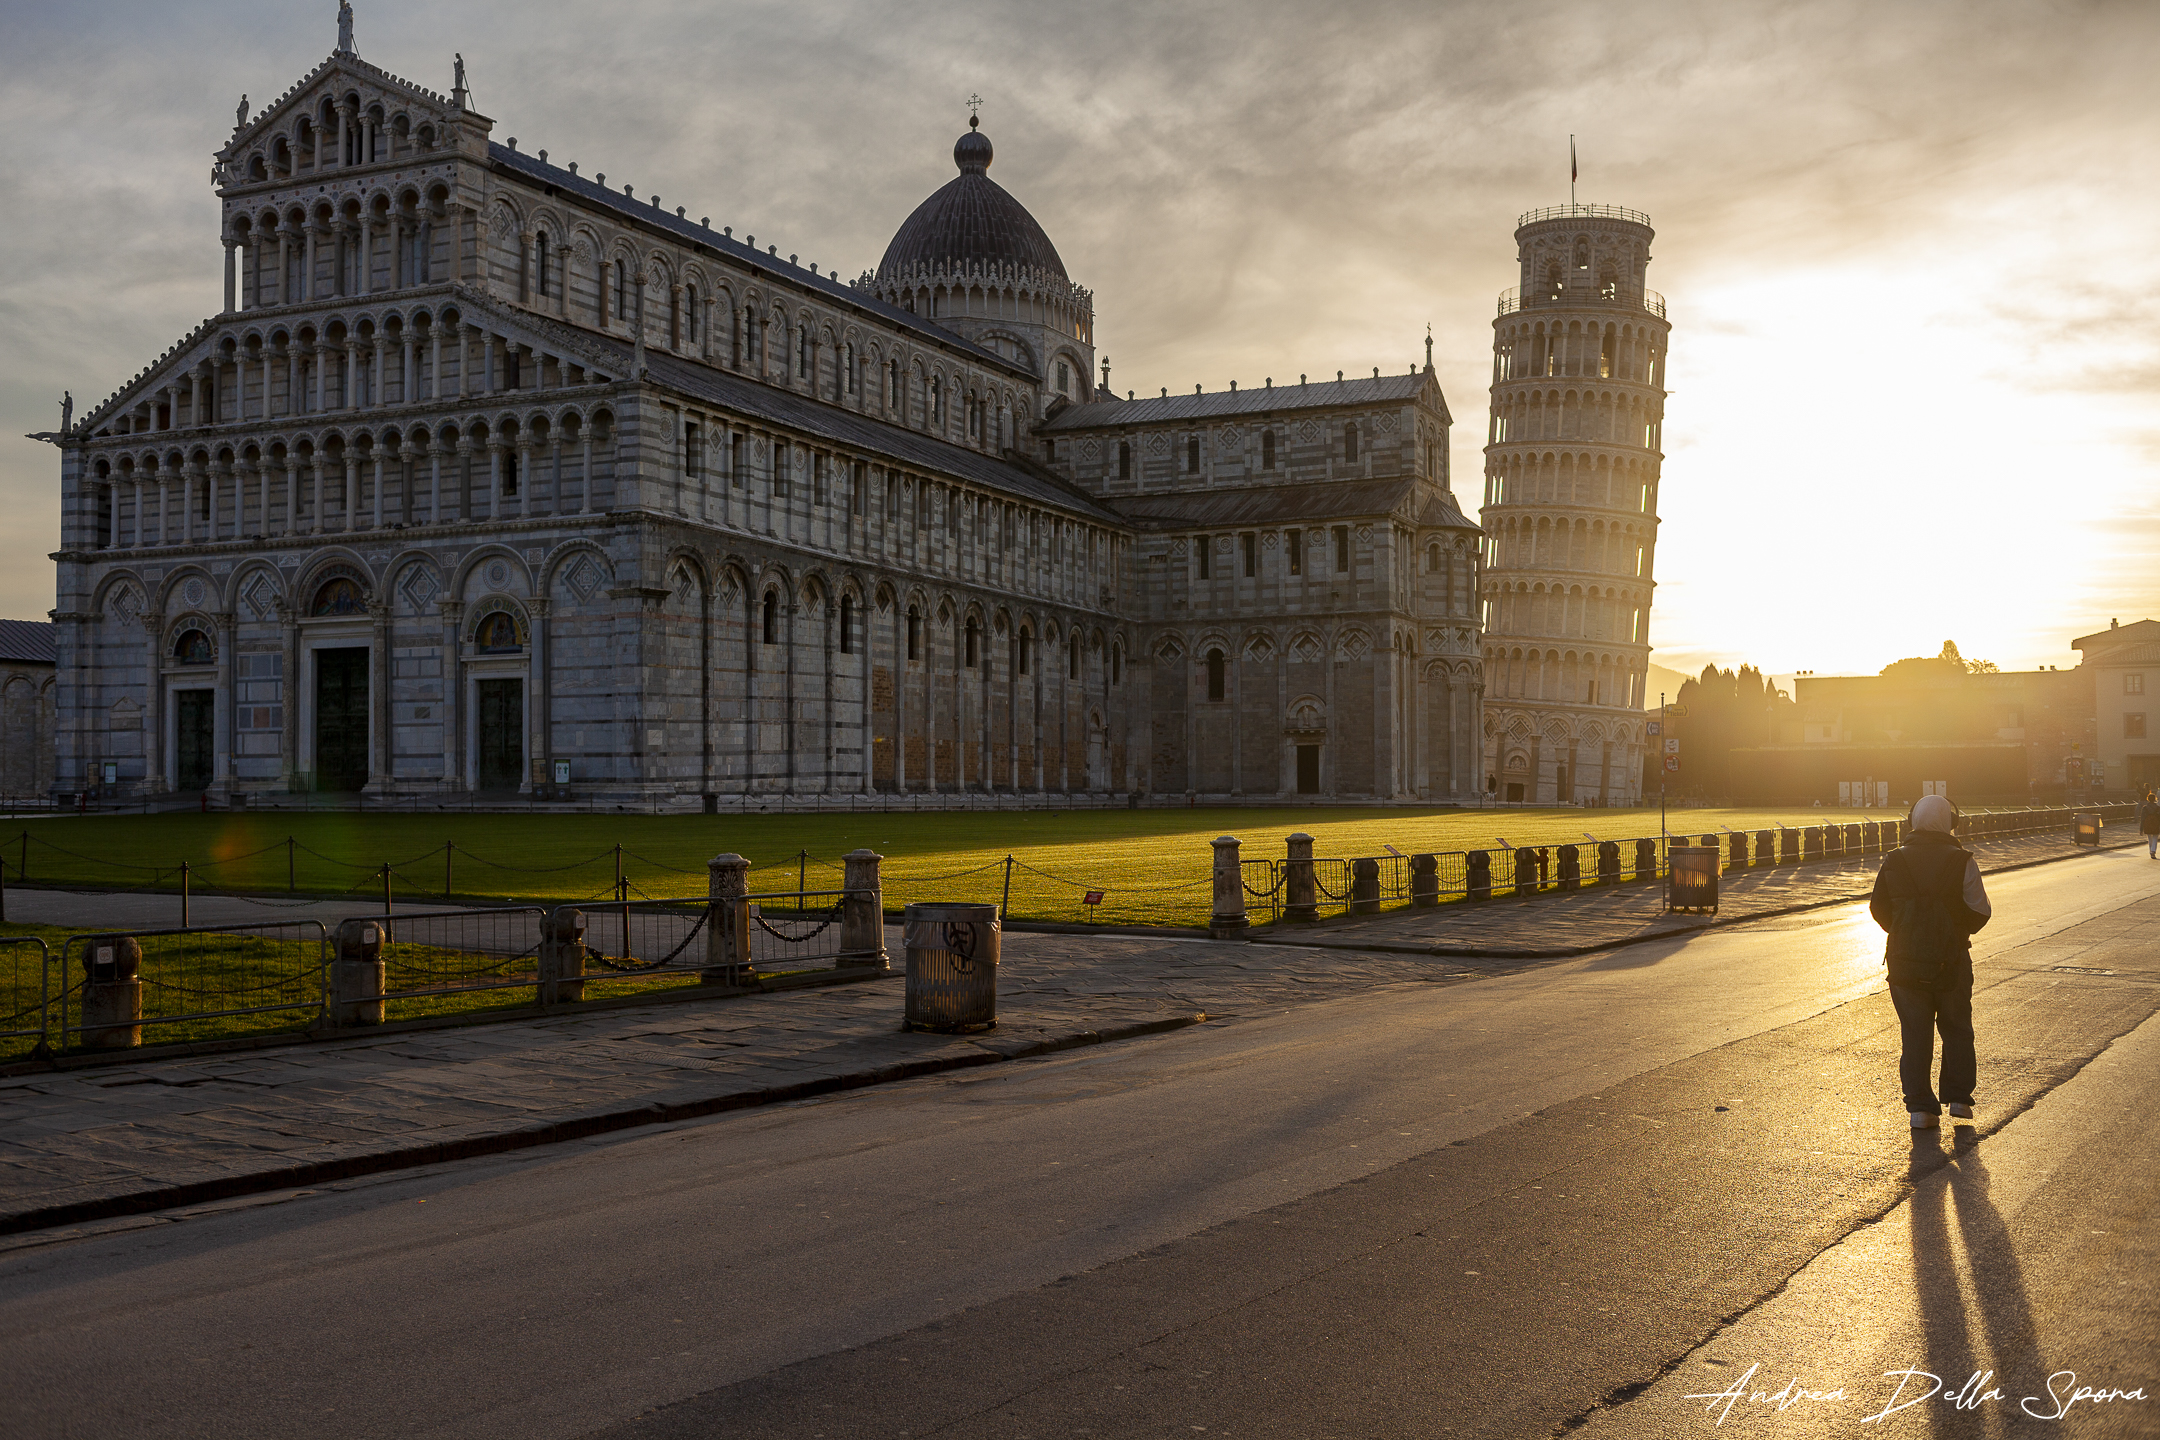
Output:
[1870,831,1991,986]
[2140,801,2160,836]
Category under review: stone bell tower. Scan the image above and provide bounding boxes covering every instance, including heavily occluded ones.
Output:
[1478,203,1671,805]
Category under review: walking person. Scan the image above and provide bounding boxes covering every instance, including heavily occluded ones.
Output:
[2141,790,2160,858]
[1870,794,1992,1129]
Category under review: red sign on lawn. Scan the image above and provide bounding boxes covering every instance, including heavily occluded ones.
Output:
[1082,890,1105,906]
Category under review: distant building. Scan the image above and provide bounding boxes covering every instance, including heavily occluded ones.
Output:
[2074,618,2160,795]
[0,620,57,797]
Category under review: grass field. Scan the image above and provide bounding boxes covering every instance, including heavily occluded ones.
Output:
[0,803,1917,930]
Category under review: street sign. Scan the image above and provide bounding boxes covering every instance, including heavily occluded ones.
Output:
[1664,737,1680,754]
[1646,721,1662,737]
[1664,704,1690,717]
[1664,756,1680,772]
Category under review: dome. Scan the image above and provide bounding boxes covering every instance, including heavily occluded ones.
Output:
[877,118,1068,282]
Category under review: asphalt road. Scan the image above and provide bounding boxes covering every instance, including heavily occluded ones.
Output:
[2,851,2156,1439]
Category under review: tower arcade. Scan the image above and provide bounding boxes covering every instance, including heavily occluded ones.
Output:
[1478,204,1669,804]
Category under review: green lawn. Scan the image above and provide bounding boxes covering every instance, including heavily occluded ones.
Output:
[0,803,1912,930]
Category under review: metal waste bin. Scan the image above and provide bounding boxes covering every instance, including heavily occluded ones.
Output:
[2074,812,2101,847]
[903,902,999,1033]
[1667,844,1719,914]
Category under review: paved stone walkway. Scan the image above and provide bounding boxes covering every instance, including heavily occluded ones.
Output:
[1258,829,2132,956]
[0,926,1505,1236]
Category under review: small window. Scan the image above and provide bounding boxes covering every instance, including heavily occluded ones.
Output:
[1187,436,1201,473]
[1111,644,1123,684]
[1206,648,1226,702]
[1068,637,1080,679]
[1428,542,1442,572]
[1241,532,1256,578]
[839,595,854,654]
[1118,441,1131,480]
[475,611,522,652]
[1344,423,1359,462]
[1196,535,1211,580]
[173,629,213,664]
[1044,439,1057,463]
[762,590,779,645]
[1261,430,1275,470]
[1057,361,1071,397]
[1286,530,1302,576]
[2128,674,2147,696]
[965,617,980,669]
[906,606,921,662]
[1333,526,1351,573]
[502,451,519,497]
[1018,628,1032,674]
[535,233,549,298]
[2128,713,2148,740]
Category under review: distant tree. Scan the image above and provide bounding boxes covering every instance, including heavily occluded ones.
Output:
[1879,640,1998,680]
[1669,662,1793,798]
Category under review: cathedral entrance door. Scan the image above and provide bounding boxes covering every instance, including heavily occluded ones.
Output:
[174,689,214,792]
[477,679,524,793]
[313,648,369,792]
[1296,745,1320,795]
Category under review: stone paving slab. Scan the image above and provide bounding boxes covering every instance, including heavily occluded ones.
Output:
[1255,830,2134,957]
[0,925,1513,1237]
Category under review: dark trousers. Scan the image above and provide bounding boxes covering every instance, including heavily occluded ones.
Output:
[1890,972,1976,1114]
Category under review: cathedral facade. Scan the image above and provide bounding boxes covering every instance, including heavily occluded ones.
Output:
[41,28,1484,808]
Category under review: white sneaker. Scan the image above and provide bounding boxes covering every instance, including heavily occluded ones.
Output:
[1910,1112,1939,1129]
[1947,1103,1974,1120]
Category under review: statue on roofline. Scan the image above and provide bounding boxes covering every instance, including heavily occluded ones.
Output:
[337,1,355,55]
[236,95,249,129]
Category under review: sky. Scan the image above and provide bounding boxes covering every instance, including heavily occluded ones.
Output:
[2,0,2156,681]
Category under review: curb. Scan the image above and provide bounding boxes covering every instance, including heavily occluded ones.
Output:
[0,1011,1208,1239]
[1248,837,2144,960]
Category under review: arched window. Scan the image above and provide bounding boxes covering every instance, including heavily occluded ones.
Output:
[614,260,628,326]
[1018,627,1032,674]
[964,616,980,669]
[1118,441,1131,479]
[1428,542,1442,572]
[1187,436,1201,473]
[761,589,779,645]
[1056,361,1071,397]
[535,232,549,298]
[475,611,522,652]
[311,576,365,616]
[1261,430,1275,470]
[906,605,921,662]
[839,594,854,654]
[1205,648,1226,702]
[173,629,212,665]
[1344,423,1359,462]
[1111,644,1123,685]
[1068,637,1080,679]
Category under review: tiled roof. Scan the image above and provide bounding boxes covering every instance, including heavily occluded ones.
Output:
[0,620,56,665]
[488,145,1026,379]
[640,351,1124,524]
[1041,372,1438,431]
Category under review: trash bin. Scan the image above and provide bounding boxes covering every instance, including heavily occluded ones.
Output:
[2074,813,2101,847]
[903,902,999,1033]
[1667,844,1719,914]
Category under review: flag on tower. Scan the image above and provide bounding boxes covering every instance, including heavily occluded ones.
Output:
[1571,136,1578,184]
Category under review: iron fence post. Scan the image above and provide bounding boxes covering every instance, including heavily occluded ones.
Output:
[1001,854,1013,918]
[180,860,190,928]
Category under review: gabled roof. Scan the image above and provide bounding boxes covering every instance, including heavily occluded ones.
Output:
[1041,371,1446,431]
[0,620,56,666]
[224,51,467,162]
[637,350,1124,525]
[487,145,1030,381]
[2073,619,2160,655]
[1102,478,1469,532]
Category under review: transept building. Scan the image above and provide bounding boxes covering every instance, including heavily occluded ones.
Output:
[40,20,1485,808]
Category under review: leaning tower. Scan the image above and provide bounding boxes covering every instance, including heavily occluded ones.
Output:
[1478,204,1669,805]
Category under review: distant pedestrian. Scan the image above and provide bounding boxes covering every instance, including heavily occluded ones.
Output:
[1869,794,1992,1130]
[2141,791,2160,859]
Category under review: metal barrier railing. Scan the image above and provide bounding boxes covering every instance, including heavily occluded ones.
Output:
[0,936,51,1048]
[57,920,329,1043]
[375,906,552,1005]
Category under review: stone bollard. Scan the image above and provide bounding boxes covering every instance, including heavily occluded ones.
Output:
[1845,823,1863,853]
[1514,846,1538,896]
[841,849,888,969]
[704,852,754,984]
[1756,830,1776,867]
[538,908,587,1005]
[1557,844,1580,891]
[1780,828,1800,864]
[1884,820,1901,847]
[1410,852,1440,907]
[1728,832,1748,872]
[1466,849,1492,901]
[1350,856,1381,915]
[1633,838,1657,881]
[1804,826,1824,860]
[329,918,386,1025]
[1209,836,1248,939]
[1597,840,1620,885]
[1283,832,1318,923]
[79,935,142,1049]
[1861,821,1879,854]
